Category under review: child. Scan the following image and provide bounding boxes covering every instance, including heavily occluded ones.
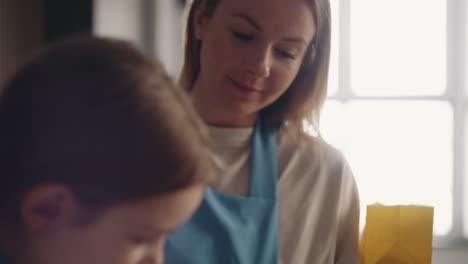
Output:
[0,36,214,264]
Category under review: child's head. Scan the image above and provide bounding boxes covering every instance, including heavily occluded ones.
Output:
[0,36,213,264]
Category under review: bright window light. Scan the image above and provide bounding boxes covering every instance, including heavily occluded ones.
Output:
[321,101,453,236]
[350,0,446,96]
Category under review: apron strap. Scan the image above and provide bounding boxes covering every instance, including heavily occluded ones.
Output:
[249,115,278,199]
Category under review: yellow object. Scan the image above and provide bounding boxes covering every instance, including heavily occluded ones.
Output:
[360,205,434,264]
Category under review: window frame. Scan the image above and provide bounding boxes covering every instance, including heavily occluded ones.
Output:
[326,0,468,248]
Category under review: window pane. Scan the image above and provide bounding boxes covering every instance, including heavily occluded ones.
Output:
[321,100,453,235]
[350,0,446,96]
[327,0,339,96]
[464,110,468,238]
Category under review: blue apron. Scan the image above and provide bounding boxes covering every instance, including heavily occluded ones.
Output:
[165,115,279,264]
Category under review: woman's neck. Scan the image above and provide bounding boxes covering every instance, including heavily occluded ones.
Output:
[199,108,257,127]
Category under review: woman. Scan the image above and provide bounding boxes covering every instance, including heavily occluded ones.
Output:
[165,0,360,263]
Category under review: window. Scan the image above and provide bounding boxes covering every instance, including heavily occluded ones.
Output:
[321,0,467,246]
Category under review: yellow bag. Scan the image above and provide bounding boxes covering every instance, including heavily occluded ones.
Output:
[360,205,434,264]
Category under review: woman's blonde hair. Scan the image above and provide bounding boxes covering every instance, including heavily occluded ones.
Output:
[180,0,331,137]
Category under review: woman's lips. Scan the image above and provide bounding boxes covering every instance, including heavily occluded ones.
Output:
[229,78,261,96]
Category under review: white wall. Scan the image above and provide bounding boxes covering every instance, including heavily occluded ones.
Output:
[153,0,184,78]
[93,0,184,78]
[93,0,143,47]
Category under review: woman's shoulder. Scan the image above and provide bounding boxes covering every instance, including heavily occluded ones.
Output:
[278,128,347,172]
[277,128,359,210]
[277,128,358,197]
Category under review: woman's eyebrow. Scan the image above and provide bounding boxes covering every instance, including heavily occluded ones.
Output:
[231,12,308,46]
[231,12,262,31]
[282,37,308,46]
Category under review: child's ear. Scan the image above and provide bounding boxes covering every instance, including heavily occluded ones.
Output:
[193,0,210,40]
[20,184,80,232]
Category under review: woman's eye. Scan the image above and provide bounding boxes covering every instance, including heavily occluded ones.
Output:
[232,30,254,42]
[275,48,296,60]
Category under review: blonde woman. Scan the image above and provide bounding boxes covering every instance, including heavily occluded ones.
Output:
[166,0,360,263]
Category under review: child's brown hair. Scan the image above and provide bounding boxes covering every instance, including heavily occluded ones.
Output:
[0,36,213,224]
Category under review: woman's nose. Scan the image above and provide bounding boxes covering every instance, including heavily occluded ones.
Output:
[244,46,271,80]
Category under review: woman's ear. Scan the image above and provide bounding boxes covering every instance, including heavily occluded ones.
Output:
[20,184,80,232]
[193,0,209,40]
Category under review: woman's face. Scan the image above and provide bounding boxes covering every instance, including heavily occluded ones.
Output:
[192,0,315,127]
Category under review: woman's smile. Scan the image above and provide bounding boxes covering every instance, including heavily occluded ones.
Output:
[228,77,262,97]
